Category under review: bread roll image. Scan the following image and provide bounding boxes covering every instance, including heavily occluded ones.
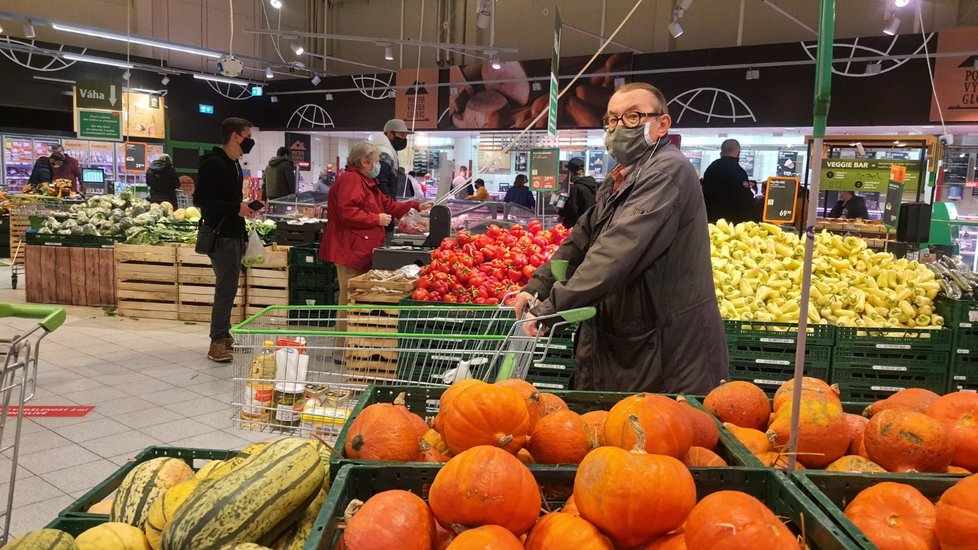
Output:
[574,83,613,109]
[565,95,602,128]
[483,62,531,106]
[461,89,513,128]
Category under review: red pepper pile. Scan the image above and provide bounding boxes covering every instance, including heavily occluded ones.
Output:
[412,220,571,304]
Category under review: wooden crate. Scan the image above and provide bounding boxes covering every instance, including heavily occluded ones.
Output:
[246,266,288,319]
[343,306,400,382]
[115,243,178,319]
[26,245,115,306]
[346,272,415,305]
[9,215,30,265]
[176,245,243,323]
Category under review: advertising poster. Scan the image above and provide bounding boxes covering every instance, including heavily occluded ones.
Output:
[395,68,439,130]
[820,159,921,192]
[285,132,311,171]
[684,151,702,176]
[777,151,799,177]
[123,92,165,139]
[930,26,978,123]
[739,150,755,177]
[513,151,528,172]
[587,151,606,176]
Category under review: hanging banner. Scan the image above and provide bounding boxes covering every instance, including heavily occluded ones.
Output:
[820,159,921,192]
[395,67,439,129]
[123,92,165,139]
[930,26,978,123]
[285,132,311,171]
[548,7,562,136]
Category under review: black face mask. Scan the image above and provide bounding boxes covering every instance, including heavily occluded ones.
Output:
[390,136,408,151]
[240,137,256,154]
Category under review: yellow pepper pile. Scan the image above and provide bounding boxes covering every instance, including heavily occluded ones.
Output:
[711,220,943,328]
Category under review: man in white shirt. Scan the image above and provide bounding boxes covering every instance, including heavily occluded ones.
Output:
[452,166,473,200]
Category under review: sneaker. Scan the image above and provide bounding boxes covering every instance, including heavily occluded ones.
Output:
[218,336,235,353]
[208,340,233,363]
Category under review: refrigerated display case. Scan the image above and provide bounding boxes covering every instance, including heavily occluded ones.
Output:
[2,136,59,193]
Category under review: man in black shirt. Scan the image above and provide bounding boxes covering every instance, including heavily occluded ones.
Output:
[701,139,757,224]
[828,191,870,219]
[560,157,597,228]
[193,117,260,362]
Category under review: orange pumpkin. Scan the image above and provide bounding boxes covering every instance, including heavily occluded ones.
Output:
[863,388,941,418]
[523,512,614,550]
[434,379,482,433]
[429,446,541,536]
[684,491,799,549]
[527,410,594,464]
[947,466,971,474]
[444,525,523,549]
[766,395,850,468]
[438,381,533,454]
[642,532,686,549]
[580,411,609,447]
[342,490,436,550]
[676,395,720,450]
[935,474,978,550]
[562,494,579,516]
[393,392,431,438]
[845,413,869,455]
[773,376,840,412]
[539,393,569,416]
[434,523,455,550]
[755,452,805,471]
[604,393,693,459]
[825,455,886,473]
[853,431,871,459]
[495,379,543,431]
[703,380,771,430]
[343,401,428,461]
[418,429,454,462]
[724,423,772,455]
[682,446,727,467]
[844,482,939,550]
[574,415,696,548]
[864,409,955,473]
[925,392,978,471]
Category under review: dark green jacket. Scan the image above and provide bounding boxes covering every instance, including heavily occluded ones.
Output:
[264,156,296,200]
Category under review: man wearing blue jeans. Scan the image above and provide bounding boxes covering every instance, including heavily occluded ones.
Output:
[193,117,261,362]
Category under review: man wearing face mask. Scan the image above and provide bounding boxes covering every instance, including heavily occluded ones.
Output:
[194,117,261,363]
[377,119,411,241]
[514,83,727,394]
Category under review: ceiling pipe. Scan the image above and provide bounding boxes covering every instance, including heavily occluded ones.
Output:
[243,28,517,53]
[562,23,643,54]
[757,0,817,36]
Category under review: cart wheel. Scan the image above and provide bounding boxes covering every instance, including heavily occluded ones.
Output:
[11,272,17,290]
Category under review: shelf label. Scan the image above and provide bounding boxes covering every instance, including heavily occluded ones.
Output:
[762,176,799,224]
[872,365,907,371]
[957,349,970,354]
[755,358,791,366]
[753,379,784,386]
[760,337,794,344]
[876,343,912,350]
[533,363,567,370]
[871,385,906,392]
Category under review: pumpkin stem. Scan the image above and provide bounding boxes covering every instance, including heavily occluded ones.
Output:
[862,404,874,418]
[627,415,647,455]
[676,394,689,405]
[343,499,364,522]
[498,434,514,448]
[394,392,408,407]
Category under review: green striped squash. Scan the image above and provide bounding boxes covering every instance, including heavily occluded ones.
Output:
[111,458,195,529]
[160,438,324,550]
[2,529,78,549]
[284,487,327,550]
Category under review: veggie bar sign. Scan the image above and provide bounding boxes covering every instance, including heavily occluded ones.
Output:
[820,160,921,192]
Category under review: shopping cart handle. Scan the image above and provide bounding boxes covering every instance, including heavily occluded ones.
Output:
[555,306,596,324]
[0,303,66,332]
[550,259,569,282]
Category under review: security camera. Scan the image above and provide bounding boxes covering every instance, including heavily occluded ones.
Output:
[939,133,954,146]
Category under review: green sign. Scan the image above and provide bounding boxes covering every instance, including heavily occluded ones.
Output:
[820,159,920,192]
[529,148,560,191]
[882,181,904,229]
[548,8,561,137]
[75,79,122,111]
[78,110,122,140]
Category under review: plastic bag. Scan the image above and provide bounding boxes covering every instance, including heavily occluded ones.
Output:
[396,209,429,235]
[242,228,268,266]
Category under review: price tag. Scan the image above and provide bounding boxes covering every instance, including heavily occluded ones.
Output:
[882,181,904,229]
[762,177,799,224]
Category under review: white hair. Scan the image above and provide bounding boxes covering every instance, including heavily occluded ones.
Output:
[348,142,379,168]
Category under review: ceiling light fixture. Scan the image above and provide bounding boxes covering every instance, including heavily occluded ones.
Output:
[23,23,35,39]
[310,74,321,86]
[0,24,4,34]
[270,0,282,8]
[52,23,222,58]
[324,93,334,101]
[291,43,304,56]
[895,0,910,7]
[668,0,692,39]
[491,56,501,70]
[384,45,394,61]
[865,62,882,75]
[161,75,170,86]
[883,17,901,35]
[476,0,492,30]
[668,20,684,39]
[745,68,759,80]
[122,70,131,80]
[193,73,250,86]
[270,95,279,103]
[265,66,274,79]
[61,53,134,69]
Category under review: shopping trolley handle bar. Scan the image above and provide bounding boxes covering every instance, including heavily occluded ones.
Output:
[0,303,66,332]
[555,306,595,324]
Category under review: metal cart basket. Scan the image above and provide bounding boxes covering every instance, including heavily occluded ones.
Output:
[229,303,593,438]
[0,303,65,544]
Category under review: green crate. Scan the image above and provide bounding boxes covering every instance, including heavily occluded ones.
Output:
[57,446,237,519]
[724,320,836,347]
[397,299,518,336]
[25,230,121,248]
[289,286,338,307]
[794,471,963,550]
[525,364,575,390]
[831,347,949,391]
[838,381,948,403]
[728,360,831,396]
[44,516,106,537]
[729,342,834,364]
[290,267,337,292]
[288,243,334,270]
[935,296,978,330]
[306,464,858,550]
[834,326,951,352]
[948,349,978,392]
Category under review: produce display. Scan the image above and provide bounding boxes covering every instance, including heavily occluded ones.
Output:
[928,255,978,299]
[413,221,570,304]
[37,190,187,240]
[711,220,943,328]
[21,179,79,199]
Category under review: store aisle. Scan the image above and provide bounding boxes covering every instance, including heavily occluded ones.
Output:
[0,265,266,536]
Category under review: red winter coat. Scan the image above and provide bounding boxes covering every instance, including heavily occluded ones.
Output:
[319,165,420,271]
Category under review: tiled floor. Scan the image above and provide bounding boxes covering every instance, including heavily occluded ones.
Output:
[0,264,273,537]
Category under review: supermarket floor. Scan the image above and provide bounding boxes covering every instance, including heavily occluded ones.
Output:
[0,264,270,536]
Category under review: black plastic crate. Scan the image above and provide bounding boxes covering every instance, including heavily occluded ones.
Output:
[288,242,333,270]
[832,347,949,392]
[948,349,978,392]
[276,220,324,246]
[25,230,121,248]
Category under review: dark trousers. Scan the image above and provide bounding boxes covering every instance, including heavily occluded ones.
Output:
[207,237,244,342]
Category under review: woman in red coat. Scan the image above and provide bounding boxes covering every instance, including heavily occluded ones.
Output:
[320,141,431,309]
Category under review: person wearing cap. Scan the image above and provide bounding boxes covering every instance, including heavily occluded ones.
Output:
[467,178,490,201]
[377,119,412,200]
[560,157,598,228]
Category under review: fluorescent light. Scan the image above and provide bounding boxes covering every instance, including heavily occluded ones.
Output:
[52,23,221,58]
[0,24,4,34]
[62,53,134,69]
[270,0,282,8]
[193,73,249,86]
[311,75,322,86]
[895,0,910,6]
[161,76,170,86]
[122,70,131,80]
[265,66,274,79]
[125,87,161,94]
[384,46,394,61]
[668,20,684,38]
[291,43,304,56]
[883,17,901,36]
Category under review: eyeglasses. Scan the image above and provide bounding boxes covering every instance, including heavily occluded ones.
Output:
[602,111,663,131]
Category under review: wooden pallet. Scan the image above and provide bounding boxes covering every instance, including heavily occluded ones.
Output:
[114,243,178,319]
[9,215,30,266]
[26,245,115,306]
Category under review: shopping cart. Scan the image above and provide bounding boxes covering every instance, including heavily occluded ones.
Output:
[0,303,65,544]
[229,301,594,438]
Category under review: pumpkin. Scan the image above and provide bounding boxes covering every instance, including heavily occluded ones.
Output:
[724,423,772,455]
[562,494,579,516]
[642,532,686,549]
[844,482,939,550]
[342,490,436,550]
[755,452,805,471]
[925,392,978,471]
[703,380,771,430]
[604,393,693,459]
[434,523,455,550]
[676,395,719,450]
[495,379,543,430]
[343,397,428,461]
[825,455,887,473]
[863,388,941,418]
[539,393,569,416]
[524,512,614,550]
[947,466,971,474]
[773,376,840,412]
[444,525,523,549]
[935,473,978,550]
[516,448,535,464]
[685,491,799,548]
[76,522,150,550]
[574,415,696,548]
[434,379,482,433]
[428,445,541,536]
[845,413,869,454]
[527,410,594,464]
[438,381,533,454]
[580,411,609,447]
[853,431,871,459]
[88,499,113,514]
[682,446,727,467]
[864,409,955,473]
[418,429,454,462]
[393,392,431,438]
[766,395,850,468]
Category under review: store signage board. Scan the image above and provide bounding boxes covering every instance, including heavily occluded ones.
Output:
[395,68,439,129]
[75,79,122,111]
[883,165,907,229]
[124,142,147,173]
[285,132,311,171]
[762,176,799,224]
[547,7,561,137]
[529,148,560,191]
[820,159,921,192]
[77,110,122,140]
